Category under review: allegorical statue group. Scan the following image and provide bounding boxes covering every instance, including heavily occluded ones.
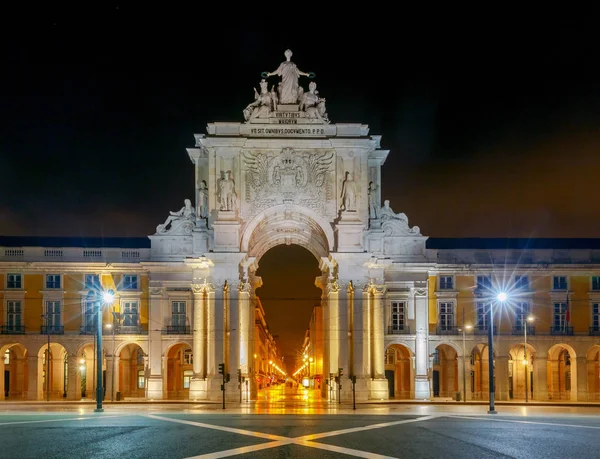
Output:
[243,49,329,123]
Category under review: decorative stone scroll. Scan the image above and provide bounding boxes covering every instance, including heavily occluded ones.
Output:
[243,148,334,217]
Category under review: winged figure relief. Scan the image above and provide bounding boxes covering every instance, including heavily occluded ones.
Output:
[306,151,334,187]
[243,152,270,188]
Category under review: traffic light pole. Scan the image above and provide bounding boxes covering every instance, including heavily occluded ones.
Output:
[350,375,356,410]
[238,369,242,403]
[218,363,226,410]
[338,368,343,404]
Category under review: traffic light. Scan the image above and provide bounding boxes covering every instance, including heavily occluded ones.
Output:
[237,369,242,382]
[338,367,343,377]
[226,373,231,383]
[218,363,225,375]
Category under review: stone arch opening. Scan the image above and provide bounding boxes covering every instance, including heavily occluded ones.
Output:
[118,343,147,399]
[471,343,495,400]
[432,344,459,398]
[385,344,413,399]
[586,345,600,401]
[0,343,27,400]
[241,204,333,260]
[165,342,193,400]
[36,341,69,401]
[548,343,577,401]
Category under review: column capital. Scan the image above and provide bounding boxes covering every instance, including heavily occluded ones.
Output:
[191,281,215,294]
[149,287,164,296]
[368,281,386,296]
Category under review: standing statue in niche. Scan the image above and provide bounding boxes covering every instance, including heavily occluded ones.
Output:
[262,49,315,104]
[197,180,208,219]
[218,170,237,211]
[299,81,329,123]
[340,172,357,211]
[156,199,196,233]
[243,79,274,121]
[368,181,379,219]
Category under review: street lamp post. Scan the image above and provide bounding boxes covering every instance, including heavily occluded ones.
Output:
[42,313,51,401]
[523,315,534,403]
[460,324,472,403]
[488,292,506,414]
[95,289,114,412]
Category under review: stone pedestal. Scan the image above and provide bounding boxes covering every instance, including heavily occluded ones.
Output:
[369,378,389,400]
[146,375,164,400]
[189,378,208,400]
[336,212,365,252]
[212,211,240,252]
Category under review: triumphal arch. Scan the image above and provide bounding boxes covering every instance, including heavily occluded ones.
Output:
[147,50,431,401]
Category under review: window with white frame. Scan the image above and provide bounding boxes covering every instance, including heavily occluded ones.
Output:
[476,275,492,291]
[7,273,22,289]
[514,275,529,290]
[439,275,454,290]
[83,293,97,330]
[385,348,395,365]
[553,276,568,290]
[183,370,193,389]
[122,301,139,327]
[390,301,406,331]
[438,302,454,330]
[84,274,100,290]
[183,349,193,365]
[46,300,61,330]
[45,274,61,289]
[553,302,568,330]
[476,302,490,329]
[123,274,138,290]
[592,276,600,291]
[172,301,186,328]
[7,300,22,331]
[514,301,530,328]
[4,350,9,365]
[592,303,599,331]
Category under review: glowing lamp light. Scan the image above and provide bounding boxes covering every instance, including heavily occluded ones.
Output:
[497,292,507,302]
[102,290,115,304]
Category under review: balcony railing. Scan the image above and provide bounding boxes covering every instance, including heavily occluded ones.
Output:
[41,325,64,335]
[436,326,459,335]
[590,327,600,336]
[115,325,147,335]
[473,325,495,335]
[550,326,574,336]
[387,326,411,335]
[163,325,191,335]
[512,325,536,336]
[80,325,97,335]
[1,325,25,334]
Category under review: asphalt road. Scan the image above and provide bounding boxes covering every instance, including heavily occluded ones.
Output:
[1,403,600,458]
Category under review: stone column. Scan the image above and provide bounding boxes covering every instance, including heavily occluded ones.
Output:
[414,288,430,399]
[338,281,351,400]
[327,279,340,400]
[534,356,548,400]
[147,286,164,400]
[238,282,251,380]
[576,356,588,401]
[27,355,40,400]
[495,356,509,401]
[207,281,224,399]
[226,282,240,400]
[0,361,5,400]
[66,354,79,400]
[370,283,388,399]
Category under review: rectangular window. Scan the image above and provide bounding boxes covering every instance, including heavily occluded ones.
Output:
[84,295,97,331]
[7,273,22,289]
[476,302,490,329]
[7,301,22,330]
[46,301,61,327]
[137,370,145,389]
[438,302,454,330]
[592,303,599,330]
[123,301,139,327]
[385,349,396,365]
[390,301,406,331]
[514,302,530,328]
[183,370,193,389]
[46,274,61,289]
[85,274,100,290]
[172,301,186,327]
[553,302,568,330]
[476,275,492,291]
[123,275,138,290]
[592,276,600,291]
[514,275,529,290]
[439,276,454,290]
[183,349,193,365]
[553,276,568,290]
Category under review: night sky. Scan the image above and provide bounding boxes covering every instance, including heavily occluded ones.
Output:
[2,11,598,364]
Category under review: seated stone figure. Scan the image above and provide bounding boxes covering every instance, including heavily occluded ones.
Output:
[243,79,274,121]
[156,199,196,234]
[299,81,329,123]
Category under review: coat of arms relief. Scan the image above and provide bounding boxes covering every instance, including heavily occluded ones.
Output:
[242,148,334,219]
